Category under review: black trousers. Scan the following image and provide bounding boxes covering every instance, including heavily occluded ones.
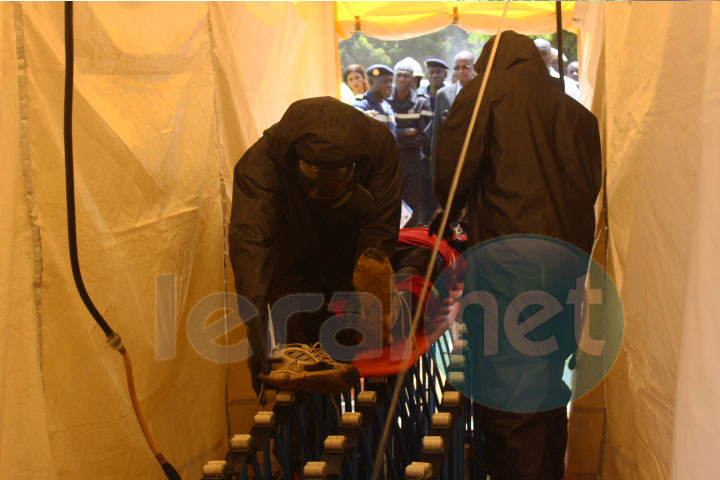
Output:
[477,404,568,480]
[418,154,439,225]
[400,149,424,227]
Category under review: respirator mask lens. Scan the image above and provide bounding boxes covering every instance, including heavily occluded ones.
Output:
[298,159,356,200]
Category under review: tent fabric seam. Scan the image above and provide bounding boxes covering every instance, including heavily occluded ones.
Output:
[14,1,46,387]
[598,400,607,476]
[205,1,232,445]
[599,49,609,477]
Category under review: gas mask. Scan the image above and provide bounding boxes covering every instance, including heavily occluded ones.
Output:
[297,158,356,201]
[293,135,373,222]
[296,158,374,224]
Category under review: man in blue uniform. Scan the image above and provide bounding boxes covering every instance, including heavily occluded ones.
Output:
[353,64,397,136]
[388,58,432,226]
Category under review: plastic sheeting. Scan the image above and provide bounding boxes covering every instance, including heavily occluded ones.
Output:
[336,1,575,40]
[0,2,336,478]
[218,2,338,133]
[568,2,720,479]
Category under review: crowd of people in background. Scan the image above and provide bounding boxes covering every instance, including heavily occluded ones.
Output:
[339,41,582,227]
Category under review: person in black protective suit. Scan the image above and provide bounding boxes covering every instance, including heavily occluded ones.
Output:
[433,31,601,479]
[228,96,401,395]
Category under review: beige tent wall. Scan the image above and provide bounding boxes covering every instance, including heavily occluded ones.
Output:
[569,2,720,479]
[670,11,720,476]
[0,3,57,476]
[214,2,338,134]
[0,2,336,479]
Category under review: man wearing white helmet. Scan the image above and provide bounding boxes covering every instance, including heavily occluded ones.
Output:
[388,58,432,226]
[401,56,425,90]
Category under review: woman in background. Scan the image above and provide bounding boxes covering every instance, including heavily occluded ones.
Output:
[341,64,369,103]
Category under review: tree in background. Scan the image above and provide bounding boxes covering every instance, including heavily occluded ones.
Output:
[340,33,392,68]
[528,32,578,70]
[467,32,493,56]
[340,27,576,76]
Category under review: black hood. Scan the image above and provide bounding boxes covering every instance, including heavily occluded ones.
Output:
[263,96,372,167]
[474,30,550,80]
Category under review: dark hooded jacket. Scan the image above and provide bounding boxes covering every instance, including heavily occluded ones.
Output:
[434,31,601,254]
[228,97,401,369]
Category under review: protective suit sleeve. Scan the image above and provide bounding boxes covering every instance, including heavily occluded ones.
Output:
[355,122,402,261]
[433,79,493,221]
[228,138,282,374]
[575,114,602,202]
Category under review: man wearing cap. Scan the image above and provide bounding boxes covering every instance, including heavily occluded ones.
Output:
[424,58,450,111]
[229,97,402,396]
[353,64,397,136]
[426,51,475,222]
[430,51,475,159]
[388,58,433,226]
[418,58,450,223]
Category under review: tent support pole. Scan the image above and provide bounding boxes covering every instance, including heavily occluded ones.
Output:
[556,1,565,91]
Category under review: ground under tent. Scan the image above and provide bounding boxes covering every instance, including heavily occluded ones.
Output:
[2,1,719,479]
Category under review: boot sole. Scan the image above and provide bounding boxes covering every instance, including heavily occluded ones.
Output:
[260,366,360,395]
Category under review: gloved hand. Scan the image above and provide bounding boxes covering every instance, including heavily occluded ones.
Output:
[428,208,454,239]
[353,247,396,348]
[245,312,270,396]
[248,354,268,397]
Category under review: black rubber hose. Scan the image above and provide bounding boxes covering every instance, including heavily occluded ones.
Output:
[64,1,114,338]
[63,3,181,479]
[556,1,565,92]
[162,462,183,480]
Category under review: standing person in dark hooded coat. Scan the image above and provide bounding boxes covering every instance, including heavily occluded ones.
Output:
[229,97,401,395]
[433,31,601,479]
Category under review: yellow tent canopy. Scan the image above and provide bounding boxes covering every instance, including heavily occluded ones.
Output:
[336,1,575,39]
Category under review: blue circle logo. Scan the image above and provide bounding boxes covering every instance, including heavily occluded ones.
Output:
[426,235,623,412]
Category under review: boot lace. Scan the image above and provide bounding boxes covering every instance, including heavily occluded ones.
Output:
[308,342,338,364]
